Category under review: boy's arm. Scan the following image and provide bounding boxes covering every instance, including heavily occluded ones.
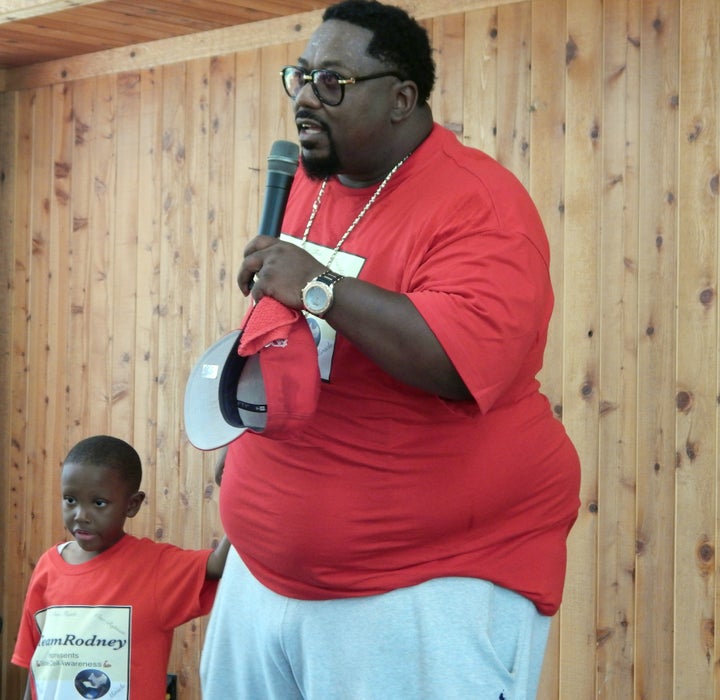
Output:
[23,676,32,700]
[214,446,228,486]
[206,535,231,579]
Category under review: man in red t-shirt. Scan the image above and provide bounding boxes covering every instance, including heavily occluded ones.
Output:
[201,2,581,698]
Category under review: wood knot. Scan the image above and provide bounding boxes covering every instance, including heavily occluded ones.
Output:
[698,542,714,563]
[54,161,71,178]
[687,121,703,142]
[566,36,578,65]
[675,390,693,412]
[697,538,714,577]
[599,400,617,416]
[596,627,613,646]
[699,287,714,307]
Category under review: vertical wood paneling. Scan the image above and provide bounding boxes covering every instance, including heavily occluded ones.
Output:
[207,54,237,341]
[635,2,679,696]
[156,59,186,552]
[111,71,140,439]
[203,51,237,540]
[675,1,719,696]
[596,1,641,697]
[26,87,55,556]
[0,88,20,694]
[496,2,531,183]
[530,0,566,436]
[260,43,296,163]
[131,65,162,540]
[87,74,116,434]
[529,1,567,696]
[431,13,465,139]
[66,78,93,451]
[231,49,260,329]
[178,55,210,553]
[202,51,237,520]
[463,7,498,156]
[2,2,720,698]
[174,56,212,694]
[561,0,603,698]
[5,87,35,695]
[48,81,73,518]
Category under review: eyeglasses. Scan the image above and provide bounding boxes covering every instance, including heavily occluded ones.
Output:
[280,65,403,107]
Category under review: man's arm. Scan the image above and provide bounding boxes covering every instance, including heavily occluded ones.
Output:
[238,237,471,400]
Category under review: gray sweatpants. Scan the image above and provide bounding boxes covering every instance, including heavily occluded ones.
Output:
[201,547,550,699]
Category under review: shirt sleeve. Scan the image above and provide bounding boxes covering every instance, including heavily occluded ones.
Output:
[11,553,50,669]
[153,545,219,631]
[407,224,552,414]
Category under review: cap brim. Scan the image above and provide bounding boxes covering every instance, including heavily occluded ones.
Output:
[184,331,246,451]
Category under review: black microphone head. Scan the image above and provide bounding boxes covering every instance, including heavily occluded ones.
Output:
[268,140,299,178]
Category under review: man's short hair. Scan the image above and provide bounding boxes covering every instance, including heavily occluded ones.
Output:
[323,0,436,105]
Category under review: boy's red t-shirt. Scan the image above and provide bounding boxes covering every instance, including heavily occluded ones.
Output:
[12,534,216,699]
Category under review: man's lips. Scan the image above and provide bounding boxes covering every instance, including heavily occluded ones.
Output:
[296,113,327,138]
[298,119,324,134]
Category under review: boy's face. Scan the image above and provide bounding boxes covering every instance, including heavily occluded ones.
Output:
[61,461,144,556]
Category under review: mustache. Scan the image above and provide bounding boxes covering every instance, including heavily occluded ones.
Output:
[295,109,330,133]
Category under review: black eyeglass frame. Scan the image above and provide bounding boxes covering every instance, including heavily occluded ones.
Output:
[280,65,404,106]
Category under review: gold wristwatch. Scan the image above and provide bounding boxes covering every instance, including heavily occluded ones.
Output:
[301,270,344,318]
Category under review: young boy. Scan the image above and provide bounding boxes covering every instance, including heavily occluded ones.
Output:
[12,435,230,700]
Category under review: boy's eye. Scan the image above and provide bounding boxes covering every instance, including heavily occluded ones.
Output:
[63,496,76,505]
[94,500,108,508]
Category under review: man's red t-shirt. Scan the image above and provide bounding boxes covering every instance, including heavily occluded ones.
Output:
[221,124,580,615]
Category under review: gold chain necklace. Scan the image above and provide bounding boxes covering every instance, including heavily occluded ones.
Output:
[300,154,410,268]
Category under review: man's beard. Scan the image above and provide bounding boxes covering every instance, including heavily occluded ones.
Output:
[301,144,341,181]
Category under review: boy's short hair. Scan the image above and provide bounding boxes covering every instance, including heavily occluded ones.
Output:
[322,0,436,105]
[63,435,143,492]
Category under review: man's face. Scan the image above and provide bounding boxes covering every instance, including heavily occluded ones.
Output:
[293,19,400,183]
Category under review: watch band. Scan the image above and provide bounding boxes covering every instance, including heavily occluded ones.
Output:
[315,270,344,287]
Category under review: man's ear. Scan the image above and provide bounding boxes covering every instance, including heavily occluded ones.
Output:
[390,80,419,122]
[126,491,145,518]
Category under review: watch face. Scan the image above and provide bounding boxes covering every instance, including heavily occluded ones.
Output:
[305,284,330,313]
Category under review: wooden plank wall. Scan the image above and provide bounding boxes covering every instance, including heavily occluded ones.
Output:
[1,0,718,697]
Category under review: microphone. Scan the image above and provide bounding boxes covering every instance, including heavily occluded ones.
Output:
[258,140,300,237]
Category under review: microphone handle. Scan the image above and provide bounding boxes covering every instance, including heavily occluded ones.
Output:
[257,180,293,238]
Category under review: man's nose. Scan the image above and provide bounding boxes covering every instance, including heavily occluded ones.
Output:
[295,79,321,108]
